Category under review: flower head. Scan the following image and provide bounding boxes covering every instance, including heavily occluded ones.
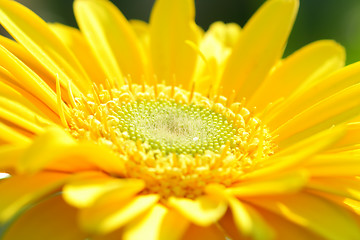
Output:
[1,0,360,239]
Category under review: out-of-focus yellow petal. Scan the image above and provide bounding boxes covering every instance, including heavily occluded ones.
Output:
[79,194,159,234]
[228,171,308,197]
[168,195,227,226]
[49,23,108,86]
[194,22,241,94]
[149,0,199,87]
[129,20,150,54]
[123,204,167,240]
[2,195,87,240]
[305,151,360,176]
[19,127,123,174]
[181,224,225,240]
[74,0,148,85]
[157,209,189,240]
[248,192,360,239]
[228,197,273,240]
[249,40,345,111]
[0,0,90,95]
[63,171,145,208]
[220,0,298,100]
[256,206,324,240]
[0,122,30,145]
[308,177,360,201]
[0,144,27,172]
[0,171,69,222]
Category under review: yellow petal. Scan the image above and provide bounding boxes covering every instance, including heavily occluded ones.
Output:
[0,122,30,145]
[249,40,345,111]
[332,122,360,151]
[0,0,90,95]
[268,61,360,131]
[19,127,123,174]
[63,172,145,208]
[123,204,168,240]
[228,170,308,197]
[0,35,59,95]
[2,195,86,240]
[149,0,199,87]
[74,0,148,85]
[0,171,69,222]
[157,209,189,240]
[248,192,360,239]
[228,197,273,240]
[0,144,27,172]
[242,125,344,180]
[49,23,108,86]
[168,195,227,226]
[220,0,298,100]
[273,83,360,146]
[256,206,324,240]
[308,177,360,202]
[79,194,159,234]
[181,224,225,240]
[0,67,60,123]
[0,105,44,135]
[305,152,360,176]
[0,45,59,114]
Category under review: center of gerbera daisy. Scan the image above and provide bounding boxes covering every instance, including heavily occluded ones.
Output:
[116,99,237,155]
[67,83,276,198]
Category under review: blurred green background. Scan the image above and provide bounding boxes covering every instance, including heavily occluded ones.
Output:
[2,0,360,64]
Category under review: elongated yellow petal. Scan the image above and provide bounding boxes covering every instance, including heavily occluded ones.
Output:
[123,204,168,240]
[168,195,227,226]
[243,125,344,180]
[220,0,298,100]
[0,0,89,95]
[181,224,225,240]
[228,171,308,197]
[19,127,123,174]
[63,171,145,208]
[157,209,189,240]
[0,121,30,145]
[0,171,69,222]
[0,35,59,94]
[248,192,360,239]
[228,197,273,240]
[0,45,59,114]
[256,206,324,240]
[49,23,107,86]
[305,152,360,176]
[74,0,148,85]
[0,67,61,124]
[308,177,360,201]
[268,61,360,129]
[79,194,159,234]
[149,0,199,87]
[249,40,345,111]
[2,195,87,240]
[0,144,27,172]
[0,105,44,135]
[274,83,360,146]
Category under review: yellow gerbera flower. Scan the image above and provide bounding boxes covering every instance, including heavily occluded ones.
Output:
[1,0,360,239]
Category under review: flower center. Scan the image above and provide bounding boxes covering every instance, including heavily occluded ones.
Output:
[116,99,237,155]
[67,83,276,198]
